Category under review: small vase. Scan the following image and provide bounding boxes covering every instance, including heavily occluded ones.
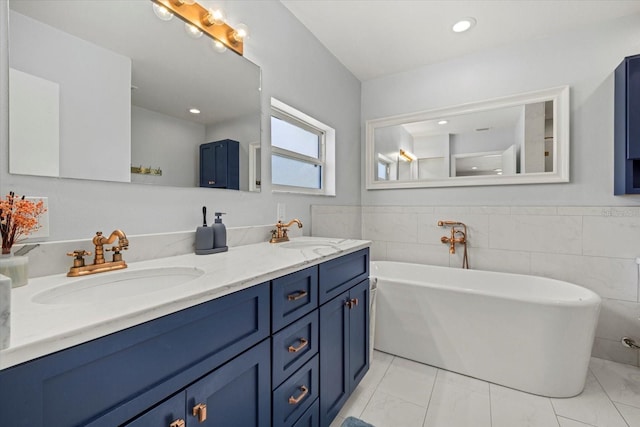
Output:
[0,252,29,288]
[0,274,10,350]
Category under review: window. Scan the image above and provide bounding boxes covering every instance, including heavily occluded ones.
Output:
[270,98,335,195]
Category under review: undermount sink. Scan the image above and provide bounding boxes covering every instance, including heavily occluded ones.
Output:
[32,267,205,305]
[279,241,337,250]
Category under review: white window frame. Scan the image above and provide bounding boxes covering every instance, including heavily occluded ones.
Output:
[270,98,335,196]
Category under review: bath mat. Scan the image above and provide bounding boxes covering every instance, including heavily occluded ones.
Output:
[341,416,374,427]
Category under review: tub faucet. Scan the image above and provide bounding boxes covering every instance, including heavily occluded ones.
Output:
[67,230,129,277]
[438,220,469,269]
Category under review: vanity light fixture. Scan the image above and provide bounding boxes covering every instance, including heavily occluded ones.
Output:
[151,0,247,55]
[152,3,174,21]
[185,23,203,39]
[438,120,448,125]
[399,149,417,162]
[452,17,476,33]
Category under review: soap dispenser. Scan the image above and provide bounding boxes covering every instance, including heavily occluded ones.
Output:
[212,212,228,252]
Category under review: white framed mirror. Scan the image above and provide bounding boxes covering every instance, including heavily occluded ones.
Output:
[365,86,570,189]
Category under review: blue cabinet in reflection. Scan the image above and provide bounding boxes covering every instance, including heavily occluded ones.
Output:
[200,139,240,190]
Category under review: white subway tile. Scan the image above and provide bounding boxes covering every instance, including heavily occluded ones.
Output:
[592,338,640,367]
[489,214,582,254]
[461,247,531,274]
[385,242,449,267]
[510,206,558,215]
[369,240,387,261]
[311,208,362,239]
[595,299,640,342]
[362,212,418,243]
[530,253,638,302]
[583,216,640,258]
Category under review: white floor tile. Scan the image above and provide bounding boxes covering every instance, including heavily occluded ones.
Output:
[338,382,376,419]
[423,370,491,427]
[551,371,629,427]
[360,389,428,427]
[616,402,640,427]
[357,351,393,392]
[557,417,597,427]
[490,384,559,427]
[590,357,640,409]
[375,356,437,407]
[329,415,345,427]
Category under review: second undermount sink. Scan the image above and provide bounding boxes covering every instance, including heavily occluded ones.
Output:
[32,267,205,305]
[279,241,337,250]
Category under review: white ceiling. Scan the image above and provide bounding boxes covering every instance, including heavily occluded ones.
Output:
[280,0,640,81]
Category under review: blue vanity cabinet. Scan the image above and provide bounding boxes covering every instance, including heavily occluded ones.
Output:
[0,282,270,427]
[614,54,640,194]
[318,249,370,427]
[199,139,240,190]
[123,393,186,427]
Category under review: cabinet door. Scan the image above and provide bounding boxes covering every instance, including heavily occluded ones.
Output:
[348,280,370,390]
[200,141,228,188]
[627,56,640,159]
[186,339,271,427]
[319,289,349,427]
[124,393,186,427]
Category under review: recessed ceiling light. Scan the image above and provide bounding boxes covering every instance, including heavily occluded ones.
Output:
[189,108,201,114]
[452,17,477,33]
[494,168,503,172]
[438,120,448,125]
[497,172,503,175]
[471,166,478,170]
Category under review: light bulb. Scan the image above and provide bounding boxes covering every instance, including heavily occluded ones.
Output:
[152,3,174,21]
[189,108,201,114]
[452,17,476,33]
[185,23,203,39]
[204,8,226,25]
[231,23,249,42]
[437,120,448,125]
[212,39,227,53]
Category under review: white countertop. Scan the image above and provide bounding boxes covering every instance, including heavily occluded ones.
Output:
[0,237,370,370]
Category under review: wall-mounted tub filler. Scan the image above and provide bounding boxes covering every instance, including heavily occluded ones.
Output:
[622,337,640,349]
[438,220,469,269]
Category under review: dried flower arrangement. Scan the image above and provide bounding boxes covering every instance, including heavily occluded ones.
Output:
[0,191,47,255]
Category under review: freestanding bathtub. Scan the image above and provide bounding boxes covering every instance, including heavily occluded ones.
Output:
[371,261,601,398]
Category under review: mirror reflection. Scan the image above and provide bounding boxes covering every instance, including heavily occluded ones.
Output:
[366,86,569,189]
[8,0,261,191]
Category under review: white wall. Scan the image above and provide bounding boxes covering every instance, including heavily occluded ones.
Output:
[362,13,640,206]
[130,106,205,187]
[9,10,131,183]
[0,0,362,241]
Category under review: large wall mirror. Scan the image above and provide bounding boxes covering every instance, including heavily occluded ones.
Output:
[7,0,261,192]
[365,86,569,189]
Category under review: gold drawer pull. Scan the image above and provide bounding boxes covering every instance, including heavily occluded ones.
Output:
[288,338,309,353]
[192,403,207,423]
[169,420,185,427]
[287,290,308,301]
[352,297,359,307]
[288,385,309,405]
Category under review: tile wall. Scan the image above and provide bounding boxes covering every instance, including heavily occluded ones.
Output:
[312,205,640,367]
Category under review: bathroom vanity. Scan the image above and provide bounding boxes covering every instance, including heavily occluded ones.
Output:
[0,238,370,427]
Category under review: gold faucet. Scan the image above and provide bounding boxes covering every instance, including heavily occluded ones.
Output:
[438,220,469,269]
[270,219,303,243]
[67,230,129,277]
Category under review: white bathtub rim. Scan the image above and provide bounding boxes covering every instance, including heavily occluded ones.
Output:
[370,261,602,307]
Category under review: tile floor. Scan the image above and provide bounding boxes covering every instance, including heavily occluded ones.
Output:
[330,351,640,427]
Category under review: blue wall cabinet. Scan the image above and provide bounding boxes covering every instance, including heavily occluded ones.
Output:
[614,54,640,194]
[319,279,370,427]
[199,139,240,190]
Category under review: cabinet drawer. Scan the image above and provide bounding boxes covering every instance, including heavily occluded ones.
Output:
[272,266,318,332]
[318,249,369,305]
[292,398,319,427]
[272,310,319,388]
[123,392,185,427]
[273,354,319,427]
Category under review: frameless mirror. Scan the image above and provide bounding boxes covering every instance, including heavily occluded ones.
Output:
[366,86,569,189]
[7,0,261,191]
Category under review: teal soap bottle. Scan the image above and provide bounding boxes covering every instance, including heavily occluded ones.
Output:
[212,212,228,251]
